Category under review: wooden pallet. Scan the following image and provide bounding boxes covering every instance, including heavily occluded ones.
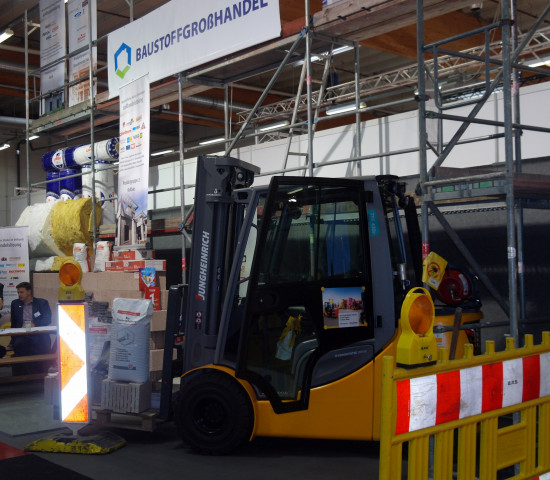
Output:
[91,407,158,432]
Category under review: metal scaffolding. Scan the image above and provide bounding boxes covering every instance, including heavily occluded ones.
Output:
[416,0,550,344]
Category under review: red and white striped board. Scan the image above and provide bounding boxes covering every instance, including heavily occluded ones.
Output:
[396,353,550,435]
[58,303,89,424]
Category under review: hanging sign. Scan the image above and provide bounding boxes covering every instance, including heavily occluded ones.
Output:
[107,0,281,97]
[116,75,150,247]
[0,226,30,315]
[39,0,66,95]
[67,0,97,106]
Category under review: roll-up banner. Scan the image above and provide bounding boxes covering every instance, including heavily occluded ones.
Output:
[107,0,281,97]
[0,226,30,315]
[67,0,97,107]
[39,0,66,97]
[116,75,150,247]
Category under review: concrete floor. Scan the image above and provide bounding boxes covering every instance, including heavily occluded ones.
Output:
[0,380,381,480]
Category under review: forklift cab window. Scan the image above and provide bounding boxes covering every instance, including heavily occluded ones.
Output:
[237,179,372,412]
[238,197,266,302]
[258,187,364,285]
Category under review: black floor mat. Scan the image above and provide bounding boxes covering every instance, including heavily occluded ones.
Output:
[0,454,93,479]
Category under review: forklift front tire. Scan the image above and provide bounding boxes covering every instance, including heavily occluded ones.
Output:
[173,371,254,455]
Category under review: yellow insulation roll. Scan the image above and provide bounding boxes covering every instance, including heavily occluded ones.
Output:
[50,198,102,256]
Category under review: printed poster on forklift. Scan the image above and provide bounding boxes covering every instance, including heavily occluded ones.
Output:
[116,75,150,247]
[39,0,66,96]
[322,286,365,329]
[67,0,97,106]
[0,226,30,315]
[107,0,281,97]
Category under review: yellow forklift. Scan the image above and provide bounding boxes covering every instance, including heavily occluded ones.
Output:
[160,155,481,454]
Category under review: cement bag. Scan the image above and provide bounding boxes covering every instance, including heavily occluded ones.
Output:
[93,241,111,272]
[88,319,111,372]
[73,243,90,273]
[50,197,101,256]
[108,298,152,383]
[16,202,65,257]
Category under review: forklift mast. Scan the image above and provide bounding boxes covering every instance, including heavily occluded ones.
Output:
[182,155,259,373]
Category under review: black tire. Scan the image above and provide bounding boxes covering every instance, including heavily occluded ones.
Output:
[173,371,254,455]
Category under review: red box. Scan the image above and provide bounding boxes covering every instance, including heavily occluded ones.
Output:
[112,249,156,260]
[105,260,124,271]
[123,260,166,272]
[144,286,161,310]
[138,267,158,292]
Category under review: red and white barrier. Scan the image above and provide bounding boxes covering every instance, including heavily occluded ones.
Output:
[396,353,550,434]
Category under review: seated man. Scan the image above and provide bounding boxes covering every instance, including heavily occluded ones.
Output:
[10,282,52,361]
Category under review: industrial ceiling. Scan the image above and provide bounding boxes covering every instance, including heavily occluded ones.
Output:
[0,0,549,157]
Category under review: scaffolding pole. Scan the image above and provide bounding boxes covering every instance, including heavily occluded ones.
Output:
[178,73,187,284]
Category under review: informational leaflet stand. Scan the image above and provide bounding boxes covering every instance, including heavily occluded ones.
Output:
[0,226,30,315]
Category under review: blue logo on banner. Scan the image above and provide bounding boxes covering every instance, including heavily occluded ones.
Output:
[114,43,132,79]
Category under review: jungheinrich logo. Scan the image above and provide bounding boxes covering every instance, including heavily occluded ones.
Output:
[195,230,210,301]
[114,42,132,80]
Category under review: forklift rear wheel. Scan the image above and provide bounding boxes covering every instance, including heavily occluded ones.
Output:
[173,371,253,455]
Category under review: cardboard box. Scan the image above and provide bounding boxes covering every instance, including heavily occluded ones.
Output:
[160,289,169,310]
[92,289,143,304]
[150,310,167,332]
[150,348,177,371]
[112,249,156,260]
[150,331,165,350]
[123,260,166,272]
[81,271,166,292]
[101,379,151,413]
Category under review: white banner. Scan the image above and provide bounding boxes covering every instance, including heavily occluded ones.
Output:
[116,75,150,247]
[107,0,281,97]
[40,0,66,95]
[0,226,30,314]
[68,0,97,107]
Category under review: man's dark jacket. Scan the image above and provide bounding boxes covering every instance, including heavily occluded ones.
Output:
[10,297,52,356]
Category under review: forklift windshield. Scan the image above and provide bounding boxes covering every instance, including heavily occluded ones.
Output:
[236,177,373,413]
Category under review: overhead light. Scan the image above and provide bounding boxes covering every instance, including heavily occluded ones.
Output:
[326,101,367,116]
[28,135,39,141]
[199,136,225,145]
[259,120,290,132]
[528,57,550,68]
[0,28,14,44]
[151,149,174,157]
[0,143,10,151]
[296,45,354,66]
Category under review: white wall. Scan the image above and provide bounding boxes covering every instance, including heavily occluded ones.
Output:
[4,81,550,221]
[149,81,550,209]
